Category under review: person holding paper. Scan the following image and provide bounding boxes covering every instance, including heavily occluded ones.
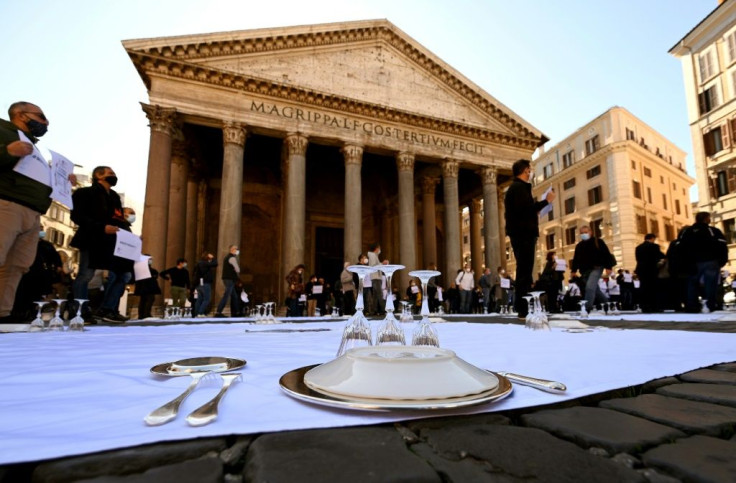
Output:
[96,207,136,323]
[504,159,555,318]
[0,102,54,323]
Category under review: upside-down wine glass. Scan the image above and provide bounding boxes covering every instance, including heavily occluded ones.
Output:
[375,264,406,345]
[336,265,377,357]
[29,301,47,332]
[578,300,589,319]
[68,299,88,331]
[408,270,441,347]
[48,299,67,331]
[529,291,550,331]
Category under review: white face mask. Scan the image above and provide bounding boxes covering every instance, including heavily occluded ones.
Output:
[182,263,188,268]
[235,250,240,256]
[126,215,136,224]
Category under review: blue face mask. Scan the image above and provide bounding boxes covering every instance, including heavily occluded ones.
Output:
[39,230,46,239]
[580,233,590,241]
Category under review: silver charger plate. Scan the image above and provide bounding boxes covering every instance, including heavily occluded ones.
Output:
[279,364,513,412]
[150,356,246,376]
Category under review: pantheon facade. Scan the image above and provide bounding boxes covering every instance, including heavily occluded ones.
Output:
[124,19,546,303]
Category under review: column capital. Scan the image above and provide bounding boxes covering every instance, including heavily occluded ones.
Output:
[442,158,460,179]
[471,198,483,213]
[396,152,415,172]
[223,122,247,147]
[421,176,439,195]
[141,103,177,136]
[341,144,363,166]
[285,133,308,156]
[480,166,498,185]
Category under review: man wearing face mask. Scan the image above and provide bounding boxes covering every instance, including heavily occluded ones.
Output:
[0,102,54,323]
[160,258,191,309]
[70,166,123,321]
[571,225,615,312]
[215,245,241,317]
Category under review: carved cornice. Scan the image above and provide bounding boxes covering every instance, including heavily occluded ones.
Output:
[396,152,415,172]
[223,122,247,147]
[442,159,460,179]
[480,166,497,186]
[421,176,439,195]
[284,133,308,156]
[141,103,177,136]
[471,198,483,213]
[341,144,363,165]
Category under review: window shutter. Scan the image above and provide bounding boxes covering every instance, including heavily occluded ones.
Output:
[704,130,716,156]
[722,122,731,148]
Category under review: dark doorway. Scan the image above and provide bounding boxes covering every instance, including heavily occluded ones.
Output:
[315,226,344,287]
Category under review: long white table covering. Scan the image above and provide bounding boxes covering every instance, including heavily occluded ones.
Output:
[1,320,734,465]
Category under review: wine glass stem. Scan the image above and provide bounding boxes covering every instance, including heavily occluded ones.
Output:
[420,281,429,317]
[385,274,394,314]
[356,277,365,312]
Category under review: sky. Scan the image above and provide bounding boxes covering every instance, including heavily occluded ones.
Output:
[2,0,719,230]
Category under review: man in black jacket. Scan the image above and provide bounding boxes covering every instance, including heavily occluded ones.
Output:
[679,212,728,312]
[215,245,240,317]
[193,251,217,317]
[504,159,555,317]
[571,225,615,311]
[635,233,665,313]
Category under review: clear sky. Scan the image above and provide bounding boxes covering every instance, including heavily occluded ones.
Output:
[1,0,718,228]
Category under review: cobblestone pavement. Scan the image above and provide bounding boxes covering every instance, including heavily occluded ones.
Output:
[2,316,736,483]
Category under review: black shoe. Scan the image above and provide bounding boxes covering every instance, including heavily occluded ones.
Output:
[214,313,227,318]
[102,311,128,324]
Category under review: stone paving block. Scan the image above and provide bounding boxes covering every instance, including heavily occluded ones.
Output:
[31,438,227,483]
[680,368,736,385]
[600,394,736,436]
[411,421,644,482]
[640,377,680,394]
[220,435,254,466]
[243,426,440,482]
[520,406,685,454]
[75,456,223,483]
[404,413,511,433]
[711,362,736,372]
[657,383,736,408]
[642,435,736,483]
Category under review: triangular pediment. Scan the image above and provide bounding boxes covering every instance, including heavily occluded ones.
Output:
[124,20,545,145]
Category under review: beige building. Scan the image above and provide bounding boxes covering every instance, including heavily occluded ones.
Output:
[123,20,547,302]
[670,0,736,271]
[41,200,78,270]
[508,107,693,278]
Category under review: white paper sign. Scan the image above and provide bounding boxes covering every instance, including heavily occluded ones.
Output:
[113,230,142,261]
[538,186,553,217]
[133,255,151,281]
[241,292,249,303]
[555,258,567,272]
[48,150,74,208]
[13,131,51,186]
[500,278,511,289]
[312,285,323,295]
[624,273,633,283]
[411,285,419,294]
[437,287,443,301]
[633,280,641,288]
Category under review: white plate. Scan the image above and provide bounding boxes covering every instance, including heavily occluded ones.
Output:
[280,365,513,411]
[150,356,246,376]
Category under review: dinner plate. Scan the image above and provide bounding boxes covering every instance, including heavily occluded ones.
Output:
[150,356,246,376]
[279,365,513,411]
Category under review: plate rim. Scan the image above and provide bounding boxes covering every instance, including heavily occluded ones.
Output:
[279,364,513,411]
[150,356,247,376]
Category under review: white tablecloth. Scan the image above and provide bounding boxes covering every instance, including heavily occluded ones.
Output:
[1,320,734,465]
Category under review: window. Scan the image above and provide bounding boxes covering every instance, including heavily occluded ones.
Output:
[563,178,576,190]
[647,187,652,203]
[592,219,603,238]
[636,214,647,234]
[699,49,715,81]
[565,226,577,245]
[631,160,636,169]
[586,165,601,179]
[632,180,642,199]
[664,223,674,242]
[662,194,668,210]
[547,208,554,222]
[685,204,689,219]
[585,136,600,156]
[564,197,575,214]
[542,163,554,179]
[588,186,603,206]
[640,137,649,150]
[703,126,726,156]
[717,170,730,197]
[463,235,468,244]
[625,128,636,141]
[675,199,681,215]
[643,167,652,177]
[562,150,574,168]
[650,219,659,237]
[505,244,511,261]
[545,233,555,250]
[698,85,720,115]
[660,175,664,184]
[727,31,736,64]
[724,219,736,244]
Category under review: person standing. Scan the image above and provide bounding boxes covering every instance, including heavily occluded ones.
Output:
[339,261,356,315]
[134,256,161,319]
[160,258,191,309]
[478,268,494,313]
[95,206,135,323]
[679,212,728,312]
[540,251,564,313]
[215,245,240,317]
[285,264,305,317]
[455,263,475,313]
[367,243,384,315]
[193,251,217,317]
[504,159,556,318]
[0,102,60,323]
[571,225,615,311]
[634,233,665,313]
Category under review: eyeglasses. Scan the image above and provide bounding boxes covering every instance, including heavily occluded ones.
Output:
[23,111,47,121]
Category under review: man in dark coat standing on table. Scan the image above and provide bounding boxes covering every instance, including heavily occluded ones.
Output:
[635,233,665,313]
[504,159,555,318]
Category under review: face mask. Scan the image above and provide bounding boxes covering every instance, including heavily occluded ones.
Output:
[580,233,591,241]
[39,230,46,239]
[148,260,153,266]
[377,249,381,255]
[104,176,118,186]
[182,263,188,268]
[126,214,136,224]
[26,118,47,137]
[235,250,240,256]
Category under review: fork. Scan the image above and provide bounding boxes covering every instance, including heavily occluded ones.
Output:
[144,371,212,426]
[186,373,242,426]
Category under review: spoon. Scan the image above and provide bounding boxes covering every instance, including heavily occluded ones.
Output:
[496,372,567,394]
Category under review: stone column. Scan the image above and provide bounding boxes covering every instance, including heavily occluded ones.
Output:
[442,159,461,286]
[165,139,189,271]
[470,198,483,277]
[282,133,308,281]
[397,152,417,291]
[342,144,363,264]
[140,104,177,283]
[481,167,501,272]
[184,172,199,271]
[498,189,508,270]
[215,122,247,301]
[421,177,439,269]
